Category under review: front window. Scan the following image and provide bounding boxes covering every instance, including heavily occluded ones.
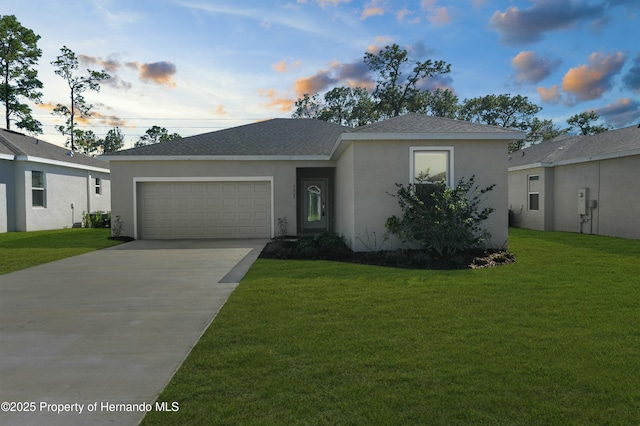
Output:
[95,177,102,195]
[411,147,454,187]
[32,170,46,207]
[528,174,540,211]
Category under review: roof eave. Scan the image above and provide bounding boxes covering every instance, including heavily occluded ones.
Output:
[508,147,640,171]
[14,155,110,173]
[102,154,331,161]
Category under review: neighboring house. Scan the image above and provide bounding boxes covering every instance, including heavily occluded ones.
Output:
[0,129,111,233]
[104,114,524,251]
[508,125,640,239]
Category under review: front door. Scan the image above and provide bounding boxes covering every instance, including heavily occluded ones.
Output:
[301,178,328,231]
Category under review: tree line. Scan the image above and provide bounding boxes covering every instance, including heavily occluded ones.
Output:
[0,15,180,155]
[293,44,610,152]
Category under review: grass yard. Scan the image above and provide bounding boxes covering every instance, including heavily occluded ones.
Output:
[0,228,123,275]
[142,228,640,425]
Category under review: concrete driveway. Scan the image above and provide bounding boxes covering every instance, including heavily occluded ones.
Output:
[0,239,267,426]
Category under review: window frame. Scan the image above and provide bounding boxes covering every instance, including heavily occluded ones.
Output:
[95,177,102,195]
[31,170,46,208]
[527,174,540,211]
[409,146,454,188]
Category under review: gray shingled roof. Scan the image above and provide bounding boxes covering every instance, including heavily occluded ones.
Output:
[0,128,110,170]
[108,118,351,157]
[107,114,525,158]
[352,113,525,134]
[508,125,640,168]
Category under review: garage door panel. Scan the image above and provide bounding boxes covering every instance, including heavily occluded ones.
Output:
[139,181,270,239]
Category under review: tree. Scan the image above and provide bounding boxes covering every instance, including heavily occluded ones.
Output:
[51,46,110,151]
[566,111,610,135]
[526,118,568,146]
[292,93,322,120]
[364,44,451,118]
[421,88,459,119]
[134,125,181,147]
[75,129,101,156]
[458,94,542,152]
[0,15,43,133]
[293,88,378,127]
[101,127,124,153]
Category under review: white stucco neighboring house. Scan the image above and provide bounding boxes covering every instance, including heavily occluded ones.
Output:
[508,125,640,239]
[104,114,525,251]
[0,128,111,232]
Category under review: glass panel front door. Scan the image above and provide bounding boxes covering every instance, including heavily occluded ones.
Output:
[302,179,328,231]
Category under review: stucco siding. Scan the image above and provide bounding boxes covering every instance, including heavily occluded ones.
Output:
[596,155,640,239]
[552,162,600,234]
[110,160,332,239]
[9,161,111,232]
[508,154,639,240]
[508,167,553,231]
[349,139,509,252]
[334,145,356,248]
[0,159,14,232]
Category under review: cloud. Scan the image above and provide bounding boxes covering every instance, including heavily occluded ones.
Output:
[361,0,385,19]
[511,51,561,84]
[293,59,374,97]
[272,60,302,73]
[594,97,640,128]
[421,0,451,26]
[366,36,395,53]
[489,0,605,46]
[211,105,228,116]
[78,54,121,72]
[258,88,295,112]
[127,61,178,87]
[88,110,128,127]
[417,74,455,93]
[472,0,487,7]
[537,85,562,104]
[78,54,133,90]
[36,102,58,113]
[294,70,339,96]
[622,53,640,93]
[313,0,351,6]
[562,51,626,102]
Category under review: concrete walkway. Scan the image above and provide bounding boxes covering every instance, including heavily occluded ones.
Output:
[0,239,267,426]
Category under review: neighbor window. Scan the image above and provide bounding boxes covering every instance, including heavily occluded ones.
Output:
[95,177,102,195]
[411,147,454,187]
[528,174,540,211]
[32,170,46,207]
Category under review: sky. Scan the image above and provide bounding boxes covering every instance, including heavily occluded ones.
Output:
[2,0,639,149]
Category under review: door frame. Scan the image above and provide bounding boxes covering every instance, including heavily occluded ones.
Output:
[296,168,334,234]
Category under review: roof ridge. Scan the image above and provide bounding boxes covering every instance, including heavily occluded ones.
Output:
[0,131,25,155]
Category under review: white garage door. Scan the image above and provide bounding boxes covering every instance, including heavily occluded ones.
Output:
[138,181,271,239]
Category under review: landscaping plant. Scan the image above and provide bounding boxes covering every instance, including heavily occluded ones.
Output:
[386,175,495,257]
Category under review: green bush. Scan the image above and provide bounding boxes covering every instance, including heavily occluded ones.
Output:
[386,175,495,257]
[83,211,111,228]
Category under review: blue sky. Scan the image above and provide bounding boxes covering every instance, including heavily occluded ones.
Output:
[2,0,639,148]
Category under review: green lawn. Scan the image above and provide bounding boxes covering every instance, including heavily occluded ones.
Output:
[142,228,640,425]
[0,228,124,275]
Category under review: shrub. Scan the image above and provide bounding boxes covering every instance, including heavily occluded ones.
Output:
[83,211,111,228]
[385,175,495,257]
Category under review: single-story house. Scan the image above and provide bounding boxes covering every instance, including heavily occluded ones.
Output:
[0,128,111,233]
[104,113,525,251]
[508,124,640,239]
